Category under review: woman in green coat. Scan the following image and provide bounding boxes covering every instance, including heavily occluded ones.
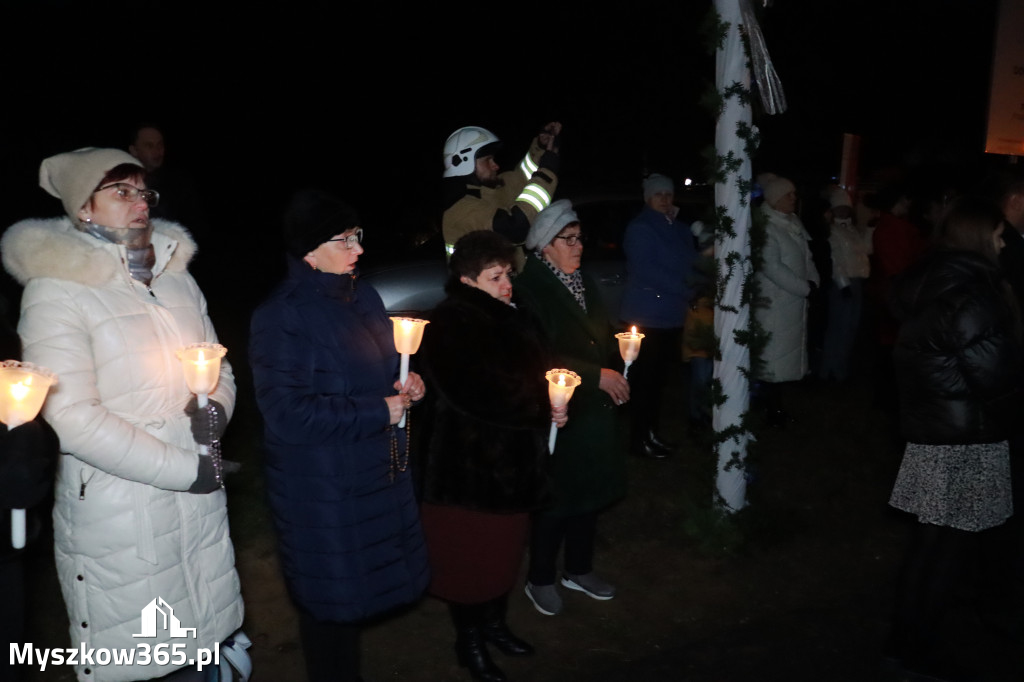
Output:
[515,199,630,617]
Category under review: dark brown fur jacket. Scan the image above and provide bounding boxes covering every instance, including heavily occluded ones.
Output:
[419,283,551,512]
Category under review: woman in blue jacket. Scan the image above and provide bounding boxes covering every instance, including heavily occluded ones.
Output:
[250,190,429,682]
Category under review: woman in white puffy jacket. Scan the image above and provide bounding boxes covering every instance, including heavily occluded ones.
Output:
[754,173,820,423]
[1,148,243,682]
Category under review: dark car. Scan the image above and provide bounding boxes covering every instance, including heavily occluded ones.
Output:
[362,187,712,320]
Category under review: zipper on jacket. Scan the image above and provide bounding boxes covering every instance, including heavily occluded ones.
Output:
[79,470,95,500]
[120,256,158,299]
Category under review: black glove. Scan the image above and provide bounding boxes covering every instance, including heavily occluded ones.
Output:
[185,398,227,445]
[187,455,220,494]
[538,150,560,175]
[0,419,60,508]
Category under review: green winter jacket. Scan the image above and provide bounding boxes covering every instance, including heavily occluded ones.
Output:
[514,254,627,516]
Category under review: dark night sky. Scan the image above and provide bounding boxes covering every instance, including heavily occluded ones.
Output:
[0,0,1009,263]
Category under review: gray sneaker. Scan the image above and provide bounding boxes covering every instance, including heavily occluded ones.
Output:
[561,572,616,600]
[524,582,563,616]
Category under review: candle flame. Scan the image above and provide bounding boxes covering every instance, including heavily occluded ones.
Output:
[9,380,30,402]
[631,325,637,335]
[196,349,207,366]
[557,374,566,387]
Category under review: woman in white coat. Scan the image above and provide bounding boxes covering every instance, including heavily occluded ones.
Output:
[754,173,820,423]
[1,148,243,682]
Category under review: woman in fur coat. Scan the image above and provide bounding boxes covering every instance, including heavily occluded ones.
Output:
[418,231,563,682]
[1,148,242,682]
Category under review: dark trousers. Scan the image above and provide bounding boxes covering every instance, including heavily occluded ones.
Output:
[887,520,1016,672]
[527,511,598,585]
[1,556,25,682]
[627,327,682,444]
[890,523,974,662]
[298,612,360,682]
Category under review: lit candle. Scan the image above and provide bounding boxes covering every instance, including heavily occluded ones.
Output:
[176,343,227,408]
[390,317,429,428]
[176,344,227,458]
[545,369,581,454]
[0,361,57,549]
[615,326,646,380]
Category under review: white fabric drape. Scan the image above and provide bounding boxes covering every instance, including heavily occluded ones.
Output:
[713,0,755,512]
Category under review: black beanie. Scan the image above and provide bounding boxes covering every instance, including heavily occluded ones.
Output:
[283,189,361,258]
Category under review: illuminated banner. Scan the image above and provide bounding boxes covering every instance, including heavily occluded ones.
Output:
[986,0,1024,156]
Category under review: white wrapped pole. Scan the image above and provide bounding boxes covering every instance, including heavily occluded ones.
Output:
[712,0,756,513]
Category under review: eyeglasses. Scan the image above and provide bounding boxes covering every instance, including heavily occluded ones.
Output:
[553,233,586,246]
[327,229,364,249]
[96,183,160,207]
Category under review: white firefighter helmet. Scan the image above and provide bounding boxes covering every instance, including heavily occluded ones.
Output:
[443,126,501,178]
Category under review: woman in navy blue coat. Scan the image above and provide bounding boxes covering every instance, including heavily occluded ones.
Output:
[250,190,429,682]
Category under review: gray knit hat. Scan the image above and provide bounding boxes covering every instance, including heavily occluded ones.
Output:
[39,148,143,219]
[643,173,674,200]
[526,199,579,250]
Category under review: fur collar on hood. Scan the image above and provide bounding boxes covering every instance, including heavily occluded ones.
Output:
[1,216,196,287]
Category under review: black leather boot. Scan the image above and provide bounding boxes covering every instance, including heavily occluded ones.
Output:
[481,593,534,656]
[450,603,507,682]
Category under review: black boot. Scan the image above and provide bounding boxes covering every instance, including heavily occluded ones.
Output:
[481,593,534,656]
[450,603,507,682]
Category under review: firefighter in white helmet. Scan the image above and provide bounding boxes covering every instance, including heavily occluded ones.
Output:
[442,122,561,264]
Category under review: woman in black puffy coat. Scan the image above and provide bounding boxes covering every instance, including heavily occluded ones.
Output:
[250,190,429,682]
[886,196,1021,677]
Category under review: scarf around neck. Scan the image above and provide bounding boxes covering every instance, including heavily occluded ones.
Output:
[535,250,586,312]
[79,221,156,285]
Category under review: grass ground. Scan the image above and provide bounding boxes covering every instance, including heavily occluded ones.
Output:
[20,364,1024,681]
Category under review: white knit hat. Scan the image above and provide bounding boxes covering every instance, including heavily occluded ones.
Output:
[526,199,578,250]
[757,173,796,208]
[39,147,143,219]
[826,185,853,209]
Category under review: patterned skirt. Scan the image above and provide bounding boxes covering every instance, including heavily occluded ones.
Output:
[889,441,1013,532]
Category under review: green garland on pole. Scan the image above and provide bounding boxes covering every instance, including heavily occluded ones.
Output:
[701,3,770,506]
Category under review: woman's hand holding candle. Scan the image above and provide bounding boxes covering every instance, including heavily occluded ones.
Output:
[551,403,568,428]
[394,372,426,404]
[599,368,630,405]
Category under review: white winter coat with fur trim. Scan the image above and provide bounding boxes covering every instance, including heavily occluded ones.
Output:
[1,217,242,682]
